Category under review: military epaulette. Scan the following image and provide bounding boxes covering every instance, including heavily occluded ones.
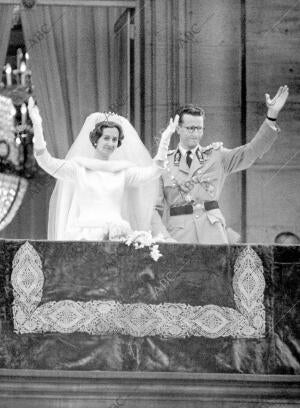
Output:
[202,142,223,153]
[167,149,176,156]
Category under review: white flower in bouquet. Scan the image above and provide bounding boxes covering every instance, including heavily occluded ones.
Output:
[122,230,163,261]
[150,244,162,262]
[109,221,131,240]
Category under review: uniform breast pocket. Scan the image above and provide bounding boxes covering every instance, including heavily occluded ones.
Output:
[164,186,182,204]
[167,215,185,232]
[206,208,226,227]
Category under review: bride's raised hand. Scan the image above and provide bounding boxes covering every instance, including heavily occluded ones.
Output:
[28,97,47,151]
[28,96,42,125]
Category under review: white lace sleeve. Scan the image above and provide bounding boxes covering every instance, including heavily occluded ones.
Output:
[125,163,162,187]
[34,149,77,181]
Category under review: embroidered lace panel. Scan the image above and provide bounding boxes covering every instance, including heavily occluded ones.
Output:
[12,242,265,338]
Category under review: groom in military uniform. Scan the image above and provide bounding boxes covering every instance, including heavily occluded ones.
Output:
[151,86,289,244]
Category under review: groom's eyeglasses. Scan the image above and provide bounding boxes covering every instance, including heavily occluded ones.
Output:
[181,125,203,133]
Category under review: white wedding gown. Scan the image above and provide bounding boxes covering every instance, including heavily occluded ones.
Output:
[36,149,161,240]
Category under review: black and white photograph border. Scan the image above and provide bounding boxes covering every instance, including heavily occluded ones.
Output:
[0,0,299,407]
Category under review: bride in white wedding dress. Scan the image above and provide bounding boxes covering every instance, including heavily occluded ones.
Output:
[28,97,178,240]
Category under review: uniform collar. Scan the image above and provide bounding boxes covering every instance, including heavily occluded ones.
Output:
[178,144,200,156]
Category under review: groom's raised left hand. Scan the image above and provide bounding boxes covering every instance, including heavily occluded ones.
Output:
[265,85,289,119]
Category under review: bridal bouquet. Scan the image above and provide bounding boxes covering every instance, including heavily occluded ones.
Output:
[121,231,163,261]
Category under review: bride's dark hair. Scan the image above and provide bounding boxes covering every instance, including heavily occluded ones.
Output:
[89,121,124,148]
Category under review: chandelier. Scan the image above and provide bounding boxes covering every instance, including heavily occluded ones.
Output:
[0,96,28,231]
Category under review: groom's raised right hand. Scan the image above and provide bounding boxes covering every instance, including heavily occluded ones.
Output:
[161,114,179,140]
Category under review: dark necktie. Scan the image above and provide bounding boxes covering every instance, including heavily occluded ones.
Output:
[186,150,192,167]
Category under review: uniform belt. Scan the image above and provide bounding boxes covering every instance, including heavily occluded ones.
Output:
[170,201,219,216]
